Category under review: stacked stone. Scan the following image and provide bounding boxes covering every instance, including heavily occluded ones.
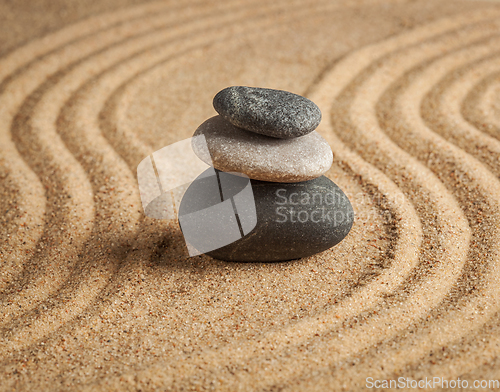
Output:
[180,86,353,262]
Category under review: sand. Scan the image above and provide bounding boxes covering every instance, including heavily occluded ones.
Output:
[1,0,500,390]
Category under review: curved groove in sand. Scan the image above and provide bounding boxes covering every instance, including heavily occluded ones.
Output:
[421,43,500,177]
[381,19,500,348]
[286,11,500,392]
[77,7,500,391]
[52,2,414,379]
[59,0,410,343]
[139,9,500,390]
[0,0,334,353]
[0,0,415,388]
[0,1,198,293]
[0,0,279,321]
[0,1,195,279]
[0,73,95,328]
[0,0,281,351]
[462,66,500,141]
[0,141,45,293]
[0,0,200,309]
[0,0,398,361]
[312,27,500,392]
[3,1,500,390]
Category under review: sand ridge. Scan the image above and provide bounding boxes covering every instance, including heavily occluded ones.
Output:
[1,0,500,390]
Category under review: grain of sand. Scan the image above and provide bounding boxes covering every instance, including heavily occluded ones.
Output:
[1,0,500,390]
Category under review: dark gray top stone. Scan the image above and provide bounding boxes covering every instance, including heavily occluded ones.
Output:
[213,86,322,139]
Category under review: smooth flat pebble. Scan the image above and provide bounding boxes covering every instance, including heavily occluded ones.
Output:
[213,86,322,138]
[192,115,333,183]
[178,169,354,262]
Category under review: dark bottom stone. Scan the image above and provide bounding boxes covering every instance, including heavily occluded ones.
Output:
[178,169,353,262]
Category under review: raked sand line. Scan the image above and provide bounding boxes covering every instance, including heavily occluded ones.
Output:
[0,220,179,391]
[311,23,500,391]
[0,0,300,303]
[397,45,500,380]
[0,44,144,353]
[462,65,500,141]
[410,312,500,386]
[0,0,228,325]
[0,0,195,292]
[0,0,219,310]
[353,64,500,392]
[0,0,334,359]
[0,1,185,82]
[43,3,418,392]
[3,0,500,390]
[0,0,172,283]
[170,9,500,391]
[0,139,45,293]
[256,11,500,392]
[421,41,500,177]
[266,15,485,392]
[321,13,500,392]
[0,64,95,326]
[0,0,314,339]
[0,0,396,376]
[61,0,403,338]
[2,90,140,354]
[380,16,500,327]
[73,6,500,392]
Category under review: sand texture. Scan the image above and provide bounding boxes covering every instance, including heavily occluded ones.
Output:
[1,0,500,390]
